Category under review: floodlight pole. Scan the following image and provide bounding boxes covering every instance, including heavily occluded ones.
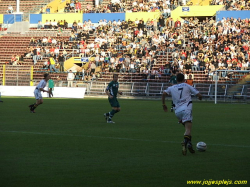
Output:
[16,0,20,13]
[95,0,99,7]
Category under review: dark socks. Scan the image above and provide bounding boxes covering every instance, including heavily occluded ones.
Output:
[30,103,38,110]
[108,110,116,121]
[184,135,191,144]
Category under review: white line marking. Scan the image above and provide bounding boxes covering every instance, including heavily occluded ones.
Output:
[1,131,250,148]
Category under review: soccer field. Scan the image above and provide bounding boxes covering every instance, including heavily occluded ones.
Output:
[0,97,249,187]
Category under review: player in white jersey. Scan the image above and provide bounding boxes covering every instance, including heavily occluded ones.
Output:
[162,73,202,156]
[29,73,52,113]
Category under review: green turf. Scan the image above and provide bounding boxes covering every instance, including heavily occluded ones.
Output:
[0,97,249,187]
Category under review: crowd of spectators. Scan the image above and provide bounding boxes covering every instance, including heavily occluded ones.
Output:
[39,6,52,14]
[63,0,182,14]
[26,13,250,82]
[25,37,68,72]
[210,0,250,10]
[64,0,82,13]
[4,0,245,82]
[38,0,250,15]
[61,0,250,14]
[7,54,23,65]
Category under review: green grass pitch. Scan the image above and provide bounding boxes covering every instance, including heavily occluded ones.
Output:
[0,97,249,187]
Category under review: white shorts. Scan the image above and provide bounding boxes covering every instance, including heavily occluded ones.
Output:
[34,89,42,100]
[175,104,193,123]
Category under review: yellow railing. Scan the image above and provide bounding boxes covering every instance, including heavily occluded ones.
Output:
[2,65,5,86]
[30,66,33,86]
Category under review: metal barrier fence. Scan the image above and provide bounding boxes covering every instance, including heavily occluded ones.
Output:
[1,69,249,102]
[76,81,250,102]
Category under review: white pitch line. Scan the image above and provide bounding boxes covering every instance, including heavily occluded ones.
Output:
[1,131,250,148]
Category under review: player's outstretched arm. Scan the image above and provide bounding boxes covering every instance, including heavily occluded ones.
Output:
[39,88,49,93]
[105,90,113,99]
[162,91,168,112]
[196,93,202,100]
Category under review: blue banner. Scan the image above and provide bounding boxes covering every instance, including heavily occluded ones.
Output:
[216,10,250,21]
[81,57,89,63]
[182,7,190,12]
[30,14,42,24]
[3,14,22,24]
[83,13,125,23]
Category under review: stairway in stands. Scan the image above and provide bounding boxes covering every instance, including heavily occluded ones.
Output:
[0,35,40,85]
[0,33,69,86]
[0,36,30,64]
[78,0,95,11]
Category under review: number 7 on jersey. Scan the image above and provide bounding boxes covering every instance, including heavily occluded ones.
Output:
[178,87,183,99]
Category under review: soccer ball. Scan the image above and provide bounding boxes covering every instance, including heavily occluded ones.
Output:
[196,142,207,152]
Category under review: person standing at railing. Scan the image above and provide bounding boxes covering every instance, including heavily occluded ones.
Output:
[49,56,57,72]
[40,7,46,14]
[90,61,96,74]
[48,78,54,98]
[14,55,20,66]
[10,55,16,65]
[174,19,181,29]
[62,49,67,58]
[67,70,75,87]
[37,21,43,29]
[163,5,171,18]
[166,17,174,28]
[58,54,65,72]
[46,6,51,14]
[158,15,165,32]
[64,2,70,12]
[7,5,13,14]
[54,47,59,58]
[186,74,194,86]
[32,47,38,65]
[75,1,81,13]
[164,61,171,75]
[81,67,85,80]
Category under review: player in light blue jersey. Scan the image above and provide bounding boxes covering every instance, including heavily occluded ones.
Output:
[28,73,52,113]
[162,73,202,156]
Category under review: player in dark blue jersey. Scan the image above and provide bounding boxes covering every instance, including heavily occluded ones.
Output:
[104,74,122,123]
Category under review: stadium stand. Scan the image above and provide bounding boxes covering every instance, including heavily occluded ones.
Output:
[0,0,53,15]
[0,0,249,100]
[210,0,250,10]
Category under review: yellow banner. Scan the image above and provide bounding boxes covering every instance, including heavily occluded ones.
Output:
[0,14,3,24]
[171,5,224,21]
[42,13,82,24]
[46,0,70,13]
